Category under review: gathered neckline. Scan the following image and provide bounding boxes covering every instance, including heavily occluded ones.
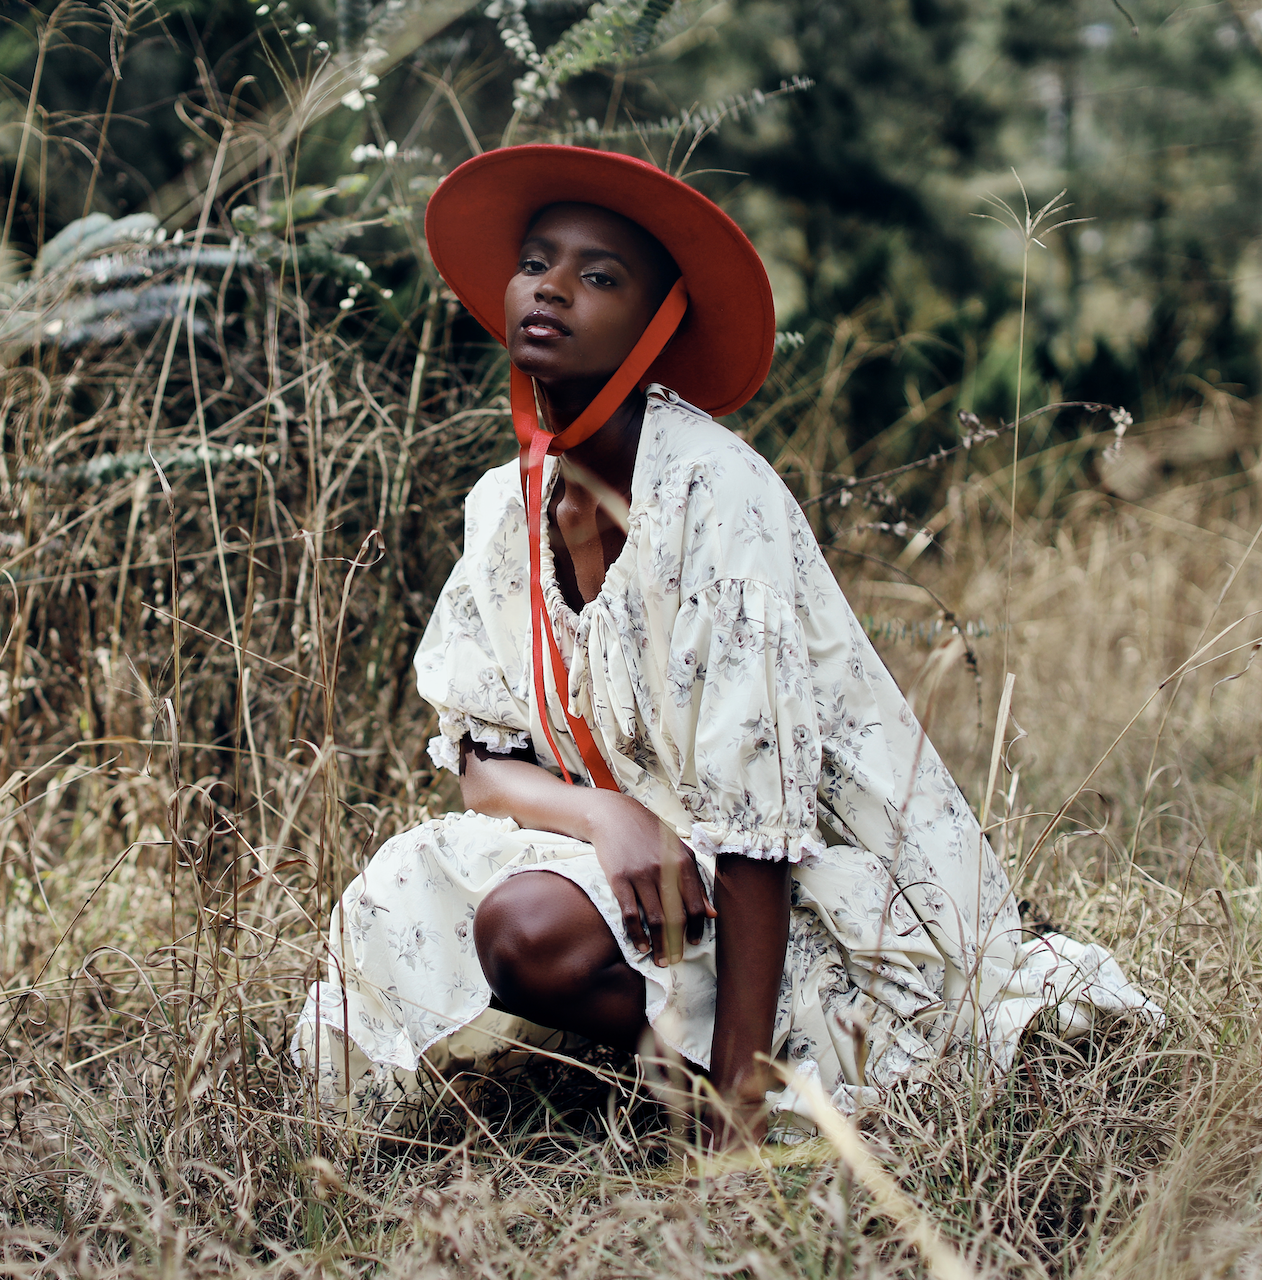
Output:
[535,392,666,642]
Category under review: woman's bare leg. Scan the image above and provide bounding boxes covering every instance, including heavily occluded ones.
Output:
[474,870,647,1050]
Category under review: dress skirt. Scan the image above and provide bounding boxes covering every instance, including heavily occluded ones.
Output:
[292,809,1162,1137]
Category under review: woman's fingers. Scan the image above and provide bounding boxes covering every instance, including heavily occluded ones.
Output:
[632,874,670,965]
[614,880,652,956]
[619,867,695,965]
[678,855,714,945]
[601,818,717,964]
[641,847,712,961]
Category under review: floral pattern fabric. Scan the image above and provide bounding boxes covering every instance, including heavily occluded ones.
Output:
[293,386,1161,1132]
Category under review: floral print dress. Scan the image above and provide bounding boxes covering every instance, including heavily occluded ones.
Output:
[293,386,1160,1134]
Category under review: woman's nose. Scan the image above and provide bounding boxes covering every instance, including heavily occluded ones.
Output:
[534,269,570,304]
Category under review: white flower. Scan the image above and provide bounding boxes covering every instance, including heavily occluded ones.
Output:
[295,21,311,33]
[1105,406,1131,462]
[341,90,366,111]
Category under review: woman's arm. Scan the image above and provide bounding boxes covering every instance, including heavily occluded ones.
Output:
[708,854,791,1146]
[459,738,713,964]
[463,741,790,1146]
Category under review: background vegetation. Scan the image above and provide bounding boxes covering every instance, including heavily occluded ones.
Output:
[1,0,1262,1276]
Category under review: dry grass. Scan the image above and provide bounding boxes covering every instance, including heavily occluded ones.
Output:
[2,264,1262,1280]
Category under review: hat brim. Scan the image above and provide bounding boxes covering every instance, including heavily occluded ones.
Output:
[424,146,775,417]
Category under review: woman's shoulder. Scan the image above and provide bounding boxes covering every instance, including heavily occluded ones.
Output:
[638,384,783,503]
[460,455,527,549]
[635,385,830,596]
[463,455,522,514]
[467,455,522,505]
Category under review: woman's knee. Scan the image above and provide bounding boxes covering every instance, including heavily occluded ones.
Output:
[474,872,617,1006]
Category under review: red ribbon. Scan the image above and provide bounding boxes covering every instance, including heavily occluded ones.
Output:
[512,277,688,789]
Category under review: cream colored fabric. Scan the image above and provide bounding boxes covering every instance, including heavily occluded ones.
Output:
[293,387,1161,1130]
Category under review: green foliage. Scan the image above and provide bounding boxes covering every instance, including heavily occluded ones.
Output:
[228,183,377,289]
[679,0,1262,444]
[0,0,1259,473]
[632,0,674,51]
[227,183,345,233]
[491,0,674,118]
[0,212,242,354]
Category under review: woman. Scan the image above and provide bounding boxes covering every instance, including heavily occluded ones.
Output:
[294,146,1159,1146]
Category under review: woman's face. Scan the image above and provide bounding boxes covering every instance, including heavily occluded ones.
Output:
[504,202,675,390]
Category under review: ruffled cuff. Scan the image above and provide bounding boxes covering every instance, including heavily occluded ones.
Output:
[689,822,825,867]
[426,710,531,776]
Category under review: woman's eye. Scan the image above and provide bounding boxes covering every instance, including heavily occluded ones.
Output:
[584,271,617,287]
[520,258,546,274]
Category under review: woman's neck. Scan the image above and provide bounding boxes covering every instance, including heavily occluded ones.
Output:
[537,381,645,500]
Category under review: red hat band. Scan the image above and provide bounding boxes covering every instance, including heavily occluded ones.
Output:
[425,146,774,788]
[510,278,687,790]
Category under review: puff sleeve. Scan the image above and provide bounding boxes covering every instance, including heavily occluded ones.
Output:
[663,578,826,863]
[413,468,534,775]
[574,410,829,863]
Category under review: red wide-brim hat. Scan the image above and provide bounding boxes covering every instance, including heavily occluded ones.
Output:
[424,145,775,417]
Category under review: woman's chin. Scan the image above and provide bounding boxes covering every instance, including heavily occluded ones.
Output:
[511,363,609,391]
[510,356,612,392]
[507,342,563,378]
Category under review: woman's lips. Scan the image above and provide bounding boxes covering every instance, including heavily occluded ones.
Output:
[521,311,570,339]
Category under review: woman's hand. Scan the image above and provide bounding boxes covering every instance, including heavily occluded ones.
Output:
[584,789,714,966]
[699,1074,779,1152]
[459,737,713,965]
[460,737,793,1146]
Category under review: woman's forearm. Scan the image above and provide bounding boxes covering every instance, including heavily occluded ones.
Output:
[458,737,613,842]
[709,854,791,1130]
[459,736,713,964]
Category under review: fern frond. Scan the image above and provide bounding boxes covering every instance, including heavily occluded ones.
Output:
[860,615,999,646]
[510,0,658,117]
[538,0,639,79]
[545,76,814,144]
[631,0,673,52]
[21,442,272,488]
